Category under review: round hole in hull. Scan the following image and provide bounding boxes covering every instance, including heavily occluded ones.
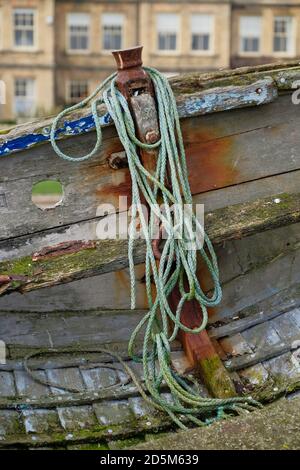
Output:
[32,180,64,210]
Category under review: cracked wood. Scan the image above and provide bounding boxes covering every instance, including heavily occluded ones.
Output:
[0,192,299,296]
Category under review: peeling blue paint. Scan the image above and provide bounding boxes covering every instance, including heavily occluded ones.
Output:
[0,79,276,158]
[177,84,276,118]
[0,112,112,157]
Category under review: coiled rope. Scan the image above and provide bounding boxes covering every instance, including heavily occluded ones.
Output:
[50,67,260,428]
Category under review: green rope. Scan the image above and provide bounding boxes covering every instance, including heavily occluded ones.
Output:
[50,67,261,428]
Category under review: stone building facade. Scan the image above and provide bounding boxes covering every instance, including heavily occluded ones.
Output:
[0,0,299,121]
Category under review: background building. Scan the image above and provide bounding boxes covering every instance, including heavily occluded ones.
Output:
[0,0,299,122]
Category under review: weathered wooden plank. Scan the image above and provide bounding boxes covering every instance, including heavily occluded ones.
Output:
[0,346,182,373]
[204,192,300,245]
[0,411,25,437]
[170,60,300,94]
[264,352,300,383]
[1,61,299,161]
[93,400,135,426]
[239,363,269,388]
[238,351,300,403]
[175,78,276,117]
[14,370,49,398]
[242,321,284,353]
[0,69,282,158]
[57,406,98,432]
[185,106,300,196]
[209,300,300,340]
[0,264,149,311]
[195,221,300,323]
[22,409,62,435]
[0,308,148,350]
[211,247,300,323]
[0,372,15,397]
[0,400,171,449]
[197,169,300,212]
[46,367,85,395]
[2,166,299,267]
[225,343,292,372]
[1,93,299,244]
[1,93,295,184]
[1,198,299,316]
[0,382,149,410]
[219,333,253,357]
[0,192,299,296]
[225,312,300,372]
[271,311,300,343]
[81,367,119,391]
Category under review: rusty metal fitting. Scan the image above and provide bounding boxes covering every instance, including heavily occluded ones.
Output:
[145,130,160,144]
[112,46,160,146]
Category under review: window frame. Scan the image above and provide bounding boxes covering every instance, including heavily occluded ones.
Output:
[13,8,37,51]
[66,12,91,54]
[101,13,124,52]
[156,13,181,54]
[66,79,90,104]
[190,14,215,55]
[14,77,36,117]
[272,16,295,57]
[239,16,262,56]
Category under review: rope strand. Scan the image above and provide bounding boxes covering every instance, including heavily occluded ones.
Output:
[50,67,261,428]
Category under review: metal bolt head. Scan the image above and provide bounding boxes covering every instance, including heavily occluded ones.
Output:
[145,130,160,144]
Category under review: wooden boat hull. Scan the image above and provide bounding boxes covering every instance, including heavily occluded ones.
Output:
[0,62,299,448]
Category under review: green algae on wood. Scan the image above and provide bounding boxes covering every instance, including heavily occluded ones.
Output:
[1,192,300,297]
[0,412,172,450]
[197,355,237,398]
[132,396,300,450]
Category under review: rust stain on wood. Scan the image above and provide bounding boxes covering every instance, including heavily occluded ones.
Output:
[114,270,129,289]
[182,122,238,194]
[32,240,96,262]
[94,169,133,211]
[77,119,238,208]
[0,275,11,285]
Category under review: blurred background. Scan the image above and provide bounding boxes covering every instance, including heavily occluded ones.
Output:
[0,0,299,125]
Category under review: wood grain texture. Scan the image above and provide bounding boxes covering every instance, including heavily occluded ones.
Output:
[1,93,299,244]
[0,70,281,157]
[0,192,299,296]
[1,217,298,317]
[1,61,299,159]
[170,60,300,94]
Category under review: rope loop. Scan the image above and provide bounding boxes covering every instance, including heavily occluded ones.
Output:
[50,66,261,428]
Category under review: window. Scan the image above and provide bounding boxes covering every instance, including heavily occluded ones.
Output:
[157,13,179,51]
[273,16,293,53]
[0,10,3,50]
[14,78,35,117]
[102,13,124,50]
[240,16,262,53]
[67,13,90,51]
[191,14,213,52]
[13,9,35,48]
[67,80,89,104]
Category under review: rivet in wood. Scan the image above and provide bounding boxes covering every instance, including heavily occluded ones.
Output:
[107,151,128,169]
[145,129,159,144]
